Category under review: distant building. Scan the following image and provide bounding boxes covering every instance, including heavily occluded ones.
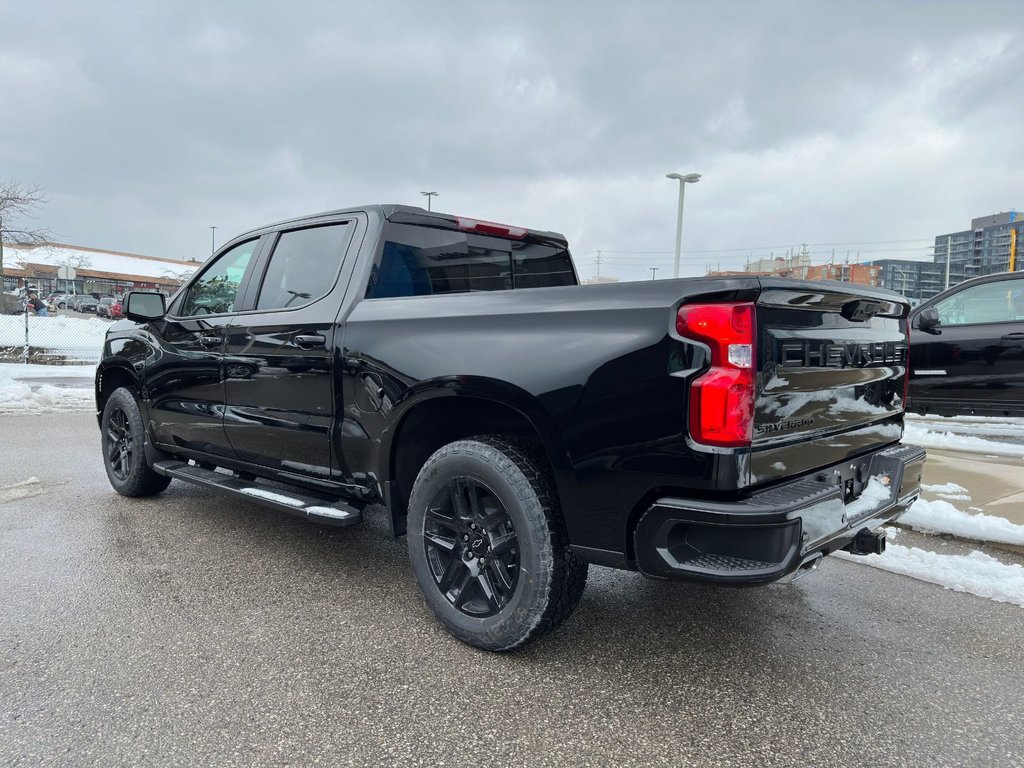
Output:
[581,276,620,285]
[933,211,1024,285]
[871,259,945,302]
[2,242,195,296]
[707,258,877,287]
[804,263,880,286]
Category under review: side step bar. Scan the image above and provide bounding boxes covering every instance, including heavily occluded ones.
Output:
[152,460,363,527]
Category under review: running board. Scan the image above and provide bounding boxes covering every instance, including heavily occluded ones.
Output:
[152,460,363,527]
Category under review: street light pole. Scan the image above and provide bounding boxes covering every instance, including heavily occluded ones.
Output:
[420,191,439,211]
[210,226,217,256]
[665,172,701,278]
[650,267,659,280]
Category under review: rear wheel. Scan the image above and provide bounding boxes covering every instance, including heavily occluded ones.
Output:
[101,387,171,497]
[407,436,587,651]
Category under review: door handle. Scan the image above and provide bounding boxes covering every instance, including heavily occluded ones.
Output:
[199,334,221,347]
[294,334,326,349]
[1001,333,1024,341]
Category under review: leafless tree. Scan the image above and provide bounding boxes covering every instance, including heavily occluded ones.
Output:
[0,181,51,290]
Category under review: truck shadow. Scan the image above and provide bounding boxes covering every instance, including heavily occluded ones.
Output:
[107,484,846,676]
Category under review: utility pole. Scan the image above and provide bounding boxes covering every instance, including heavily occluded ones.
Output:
[944,235,952,289]
[210,226,217,256]
[420,191,439,211]
[596,250,602,280]
[650,267,659,280]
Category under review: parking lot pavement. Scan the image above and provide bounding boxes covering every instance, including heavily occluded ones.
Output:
[921,449,1024,527]
[2,414,1023,767]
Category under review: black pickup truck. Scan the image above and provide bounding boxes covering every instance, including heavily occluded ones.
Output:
[96,204,925,651]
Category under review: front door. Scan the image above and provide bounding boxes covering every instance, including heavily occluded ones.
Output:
[912,276,1024,411]
[222,221,356,478]
[148,237,263,457]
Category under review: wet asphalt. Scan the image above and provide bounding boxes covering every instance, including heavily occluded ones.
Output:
[1,414,1022,768]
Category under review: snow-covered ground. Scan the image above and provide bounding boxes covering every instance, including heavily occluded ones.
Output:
[835,528,1024,608]
[904,421,1024,458]
[0,313,109,363]
[0,362,95,415]
[900,496,1024,548]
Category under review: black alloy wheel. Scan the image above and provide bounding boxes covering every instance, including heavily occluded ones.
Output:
[407,436,588,651]
[423,477,520,617]
[105,406,134,481]
[100,386,172,497]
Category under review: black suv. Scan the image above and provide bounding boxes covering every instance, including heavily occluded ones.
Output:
[909,271,1024,417]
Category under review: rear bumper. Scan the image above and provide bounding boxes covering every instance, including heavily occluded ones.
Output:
[634,442,926,583]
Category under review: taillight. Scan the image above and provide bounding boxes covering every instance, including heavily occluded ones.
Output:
[455,216,528,240]
[676,302,756,447]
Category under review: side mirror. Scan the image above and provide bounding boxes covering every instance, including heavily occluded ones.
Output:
[124,291,166,322]
[917,307,940,333]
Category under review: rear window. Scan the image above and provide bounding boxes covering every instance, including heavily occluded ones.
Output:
[364,223,575,299]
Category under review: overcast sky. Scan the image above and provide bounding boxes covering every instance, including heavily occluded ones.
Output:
[3,1,1023,281]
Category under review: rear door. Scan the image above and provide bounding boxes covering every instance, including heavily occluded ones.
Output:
[912,275,1024,412]
[750,283,909,485]
[147,237,264,457]
[222,219,359,479]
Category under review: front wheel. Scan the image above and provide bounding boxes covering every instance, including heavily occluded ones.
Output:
[101,387,172,497]
[407,436,587,652]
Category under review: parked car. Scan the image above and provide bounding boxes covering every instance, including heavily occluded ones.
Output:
[96,297,123,318]
[76,295,99,313]
[94,204,924,651]
[908,271,1024,417]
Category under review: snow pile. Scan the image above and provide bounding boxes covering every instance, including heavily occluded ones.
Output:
[0,363,95,415]
[907,415,1024,440]
[0,314,109,362]
[0,477,43,503]
[903,422,1024,458]
[835,545,1024,608]
[900,498,1024,547]
[919,482,971,501]
[843,475,892,519]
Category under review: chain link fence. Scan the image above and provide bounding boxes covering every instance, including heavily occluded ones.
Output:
[0,303,108,365]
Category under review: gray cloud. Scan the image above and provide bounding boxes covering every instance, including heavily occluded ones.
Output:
[3,0,1023,281]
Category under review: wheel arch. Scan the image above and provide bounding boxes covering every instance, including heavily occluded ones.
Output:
[382,378,575,537]
[95,361,141,424]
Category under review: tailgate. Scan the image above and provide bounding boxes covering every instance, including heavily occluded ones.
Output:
[751,281,909,485]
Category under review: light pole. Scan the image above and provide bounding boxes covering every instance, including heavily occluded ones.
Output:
[420,191,439,211]
[666,172,701,278]
[650,267,659,280]
[210,226,217,256]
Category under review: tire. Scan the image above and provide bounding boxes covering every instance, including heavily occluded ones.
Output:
[101,387,172,497]
[407,436,588,652]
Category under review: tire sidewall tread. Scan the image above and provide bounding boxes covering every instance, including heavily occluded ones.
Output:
[101,387,171,498]
[407,436,587,652]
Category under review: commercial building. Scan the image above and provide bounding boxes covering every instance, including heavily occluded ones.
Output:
[1,242,197,296]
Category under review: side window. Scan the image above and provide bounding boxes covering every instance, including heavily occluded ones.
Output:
[255,223,354,311]
[511,242,576,288]
[934,280,1022,326]
[180,239,258,316]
